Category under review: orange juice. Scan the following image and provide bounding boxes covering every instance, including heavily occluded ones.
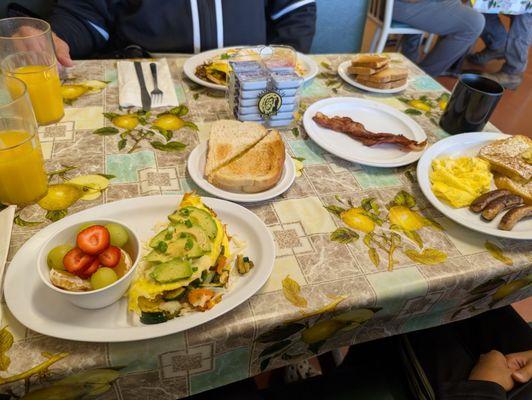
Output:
[11,64,64,125]
[0,130,48,205]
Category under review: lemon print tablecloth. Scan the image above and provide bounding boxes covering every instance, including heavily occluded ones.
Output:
[1,54,531,399]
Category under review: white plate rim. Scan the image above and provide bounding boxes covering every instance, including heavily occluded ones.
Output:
[337,60,408,94]
[302,97,427,167]
[416,132,532,240]
[183,46,319,91]
[4,195,276,342]
[187,142,296,203]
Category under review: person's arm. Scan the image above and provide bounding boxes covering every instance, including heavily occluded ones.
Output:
[441,351,514,400]
[267,0,317,53]
[441,380,507,400]
[49,0,115,62]
[506,350,532,384]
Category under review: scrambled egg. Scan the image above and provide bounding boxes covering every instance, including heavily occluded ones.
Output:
[430,157,493,208]
[128,193,230,314]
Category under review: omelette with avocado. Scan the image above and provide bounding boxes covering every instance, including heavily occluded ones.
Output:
[129,193,232,325]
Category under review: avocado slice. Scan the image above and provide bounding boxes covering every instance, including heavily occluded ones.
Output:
[149,228,173,248]
[169,207,218,239]
[144,234,204,263]
[150,258,193,283]
[149,225,211,253]
[166,234,203,258]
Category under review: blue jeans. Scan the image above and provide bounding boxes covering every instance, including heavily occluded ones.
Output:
[393,0,485,76]
[482,13,532,74]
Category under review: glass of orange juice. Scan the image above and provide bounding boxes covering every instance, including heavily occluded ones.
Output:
[0,17,64,125]
[0,75,48,206]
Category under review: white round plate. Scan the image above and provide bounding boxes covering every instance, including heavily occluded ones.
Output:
[4,195,275,342]
[417,132,532,240]
[337,61,408,94]
[183,46,319,91]
[187,142,296,203]
[303,97,427,167]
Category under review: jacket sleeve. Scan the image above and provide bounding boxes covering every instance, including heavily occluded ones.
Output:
[267,0,317,53]
[49,0,115,59]
[441,380,507,400]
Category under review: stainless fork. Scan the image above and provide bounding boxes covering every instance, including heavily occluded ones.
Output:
[149,62,163,106]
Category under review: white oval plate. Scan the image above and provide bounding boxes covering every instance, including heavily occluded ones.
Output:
[337,61,408,94]
[417,132,532,240]
[4,195,275,342]
[188,141,296,203]
[303,97,427,167]
[183,46,319,91]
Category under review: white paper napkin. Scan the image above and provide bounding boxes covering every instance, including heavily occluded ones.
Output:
[117,58,179,108]
[0,206,15,308]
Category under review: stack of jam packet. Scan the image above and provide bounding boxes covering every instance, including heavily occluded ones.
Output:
[228,49,303,128]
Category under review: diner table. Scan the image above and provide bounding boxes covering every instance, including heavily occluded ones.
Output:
[1,52,531,399]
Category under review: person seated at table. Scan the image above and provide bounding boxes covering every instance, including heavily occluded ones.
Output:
[21,0,316,67]
[408,306,532,399]
[392,0,485,77]
[467,13,532,90]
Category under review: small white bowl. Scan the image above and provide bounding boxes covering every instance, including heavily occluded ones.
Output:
[37,219,140,309]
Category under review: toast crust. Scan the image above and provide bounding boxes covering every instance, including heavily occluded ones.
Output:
[356,67,408,83]
[355,78,407,89]
[347,65,387,76]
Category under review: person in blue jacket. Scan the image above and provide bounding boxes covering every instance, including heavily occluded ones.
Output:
[34,0,316,66]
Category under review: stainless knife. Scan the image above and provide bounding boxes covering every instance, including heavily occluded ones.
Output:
[134,61,151,111]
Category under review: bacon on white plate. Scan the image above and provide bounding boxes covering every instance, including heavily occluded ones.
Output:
[312,112,426,152]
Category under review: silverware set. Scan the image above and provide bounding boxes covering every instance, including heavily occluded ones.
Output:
[134,61,164,111]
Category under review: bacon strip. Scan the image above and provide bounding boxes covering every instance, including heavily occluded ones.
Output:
[312,112,426,152]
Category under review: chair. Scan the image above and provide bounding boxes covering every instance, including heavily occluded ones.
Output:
[367,0,435,54]
[310,0,369,54]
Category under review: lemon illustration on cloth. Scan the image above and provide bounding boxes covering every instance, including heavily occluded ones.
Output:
[340,208,375,233]
[153,114,185,131]
[492,279,529,301]
[112,114,139,130]
[67,175,110,201]
[301,320,345,344]
[61,85,89,102]
[389,206,424,231]
[408,99,431,111]
[38,184,82,211]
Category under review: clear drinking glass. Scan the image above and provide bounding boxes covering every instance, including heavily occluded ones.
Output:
[0,75,48,206]
[0,17,64,125]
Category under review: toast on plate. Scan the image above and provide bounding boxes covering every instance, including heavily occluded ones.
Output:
[494,174,532,205]
[357,67,408,83]
[347,65,387,76]
[208,130,285,193]
[351,54,390,69]
[204,120,268,177]
[355,77,407,89]
[478,135,532,182]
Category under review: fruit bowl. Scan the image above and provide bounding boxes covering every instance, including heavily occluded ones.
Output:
[37,219,140,309]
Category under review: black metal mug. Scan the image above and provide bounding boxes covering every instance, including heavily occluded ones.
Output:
[439,74,504,135]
